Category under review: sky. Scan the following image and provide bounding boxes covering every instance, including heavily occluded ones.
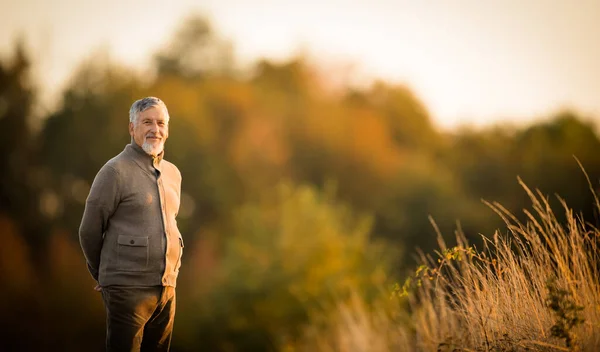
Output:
[1,0,599,130]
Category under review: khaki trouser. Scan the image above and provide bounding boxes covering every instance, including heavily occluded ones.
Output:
[101,285,176,352]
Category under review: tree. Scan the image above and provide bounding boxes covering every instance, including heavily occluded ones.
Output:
[0,40,49,250]
[154,15,236,79]
[514,112,600,225]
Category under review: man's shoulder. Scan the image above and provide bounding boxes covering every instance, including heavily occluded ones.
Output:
[104,148,134,172]
[90,151,132,182]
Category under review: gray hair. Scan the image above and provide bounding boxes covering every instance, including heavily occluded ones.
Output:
[129,97,170,125]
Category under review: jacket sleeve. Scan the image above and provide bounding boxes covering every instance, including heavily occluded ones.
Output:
[79,165,120,282]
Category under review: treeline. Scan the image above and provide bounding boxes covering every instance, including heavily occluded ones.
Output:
[1,16,599,351]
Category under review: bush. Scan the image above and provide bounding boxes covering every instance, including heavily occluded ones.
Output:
[178,182,393,351]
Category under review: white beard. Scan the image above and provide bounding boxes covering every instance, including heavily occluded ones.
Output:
[142,140,164,157]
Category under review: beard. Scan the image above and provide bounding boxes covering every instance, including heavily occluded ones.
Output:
[142,138,164,157]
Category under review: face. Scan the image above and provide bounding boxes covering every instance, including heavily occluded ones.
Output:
[129,106,169,157]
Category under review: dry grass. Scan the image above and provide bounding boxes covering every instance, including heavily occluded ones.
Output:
[406,176,600,351]
[296,291,411,352]
[298,174,600,351]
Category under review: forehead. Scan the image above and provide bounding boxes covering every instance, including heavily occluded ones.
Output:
[139,106,168,120]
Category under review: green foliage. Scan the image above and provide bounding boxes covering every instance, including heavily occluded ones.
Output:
[395,245,479,297]
[374,157,497,269]
[545,276,585,349]
[179,182,391,350]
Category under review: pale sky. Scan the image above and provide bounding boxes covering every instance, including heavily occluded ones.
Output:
[1,0,599,129]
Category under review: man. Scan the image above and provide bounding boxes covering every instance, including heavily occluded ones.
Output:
[79,97,184,352]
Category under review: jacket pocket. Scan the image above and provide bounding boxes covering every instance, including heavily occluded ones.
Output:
[117,235,149,271]
[175,237,184,272]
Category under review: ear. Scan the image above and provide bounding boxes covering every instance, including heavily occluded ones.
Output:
[129,122,134,137]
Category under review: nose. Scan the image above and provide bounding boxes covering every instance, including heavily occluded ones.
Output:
[149,121,159,133]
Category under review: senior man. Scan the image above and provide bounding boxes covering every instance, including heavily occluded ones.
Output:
[79,97,184,352]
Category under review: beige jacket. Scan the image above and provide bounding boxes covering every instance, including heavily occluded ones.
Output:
[79,142,183,287]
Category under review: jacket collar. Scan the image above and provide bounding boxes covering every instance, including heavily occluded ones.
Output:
[126,139,164,176]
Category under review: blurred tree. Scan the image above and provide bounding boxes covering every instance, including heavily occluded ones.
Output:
[441,125,522,214]
[251,58,320,102]
[360,82,440,152]
[0,40,50,251]
[514,112,600,224]
[154,15,236,79]
[286,81,466,270]
[438,112,600,247]
[373,155,499,266]
[176,182,392,351]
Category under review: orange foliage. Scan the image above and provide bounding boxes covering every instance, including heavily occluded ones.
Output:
[348,108,404,179]
[230,112,290,170]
